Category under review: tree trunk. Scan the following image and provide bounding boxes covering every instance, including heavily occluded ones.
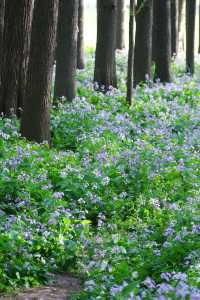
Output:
[54,0,79,102]
[127,0,135,105]
[186,0,196,74]
[199,2,200,54]
[178,0,184,33]
[77,0,85,69]
[116,0,125,49]
[171,0,178,56]
[94,0,117,90]
[21,0,59,143]
[154,0,172,82]
[152,1,157,62]
[0,0,33,116]
[134,0,153,87]
[0,0,4,76]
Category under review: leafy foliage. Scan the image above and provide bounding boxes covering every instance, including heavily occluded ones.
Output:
[0,53,200,299]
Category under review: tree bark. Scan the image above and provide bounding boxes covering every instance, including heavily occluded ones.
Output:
[178,0,184,33]
[94,0,117,90]
[54,0,79,102]
[0,0,33,116]
[127,0,135,105]
[77,0,85,69]
[134,0,153,87]
[199,2,200,54]
[0,0,4,77]
[171,0,179,56]
[186,0,196,74]
[21,0,59,143]
[116,0,125,49]
[154,0,172,82]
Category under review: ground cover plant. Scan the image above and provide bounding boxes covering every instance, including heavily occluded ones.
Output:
[0,52,200,299]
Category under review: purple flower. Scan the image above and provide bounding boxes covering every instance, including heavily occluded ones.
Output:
[143,277,156,289]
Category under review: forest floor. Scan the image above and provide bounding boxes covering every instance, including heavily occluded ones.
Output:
[1,52,200,299]
[1,274,81,300]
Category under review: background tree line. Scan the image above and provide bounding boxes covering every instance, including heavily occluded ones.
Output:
[0,0,198,143]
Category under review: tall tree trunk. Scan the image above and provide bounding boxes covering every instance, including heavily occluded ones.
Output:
[199,1,200,54]
[171,0,178,56]
[116,0,125,49]
[127,0,135,105]
[0,0,5,77]
[152,1,157,62]
[0,0,33,116]
[94,0,117,90]
[21,0,59,143]
[178,0,184,33]
[77,0,85,69]
[154,0,172,82]
[186,0,196,74]
[134,0,153,87]
[54,0,79,102]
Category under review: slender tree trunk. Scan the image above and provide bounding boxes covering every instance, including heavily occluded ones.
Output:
[171,0,179,56]
[116,0,125,49]
[186,0,196,74]
[94,0,117,90]
[21,0,59,143]
[178,0,184,33]
[134,0,153,87]
[0,0,5,77]
[77,0,85,69]
[0,0,33,116]
[154,0,172,82]
[199,2,200,54]
[127,0,135,105]
[152,1,157,62]
[54,0,79,102]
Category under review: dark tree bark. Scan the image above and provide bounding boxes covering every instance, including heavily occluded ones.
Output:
[116,0,125,49]
[186,0,196,74]
[0,0,33,116]
[152,1,157,62]
[94,0,117,90]
[171,0,179,56]
[127,0,135,105]
[0,0,5,76]
[199,2,200,54]
[54,0,79,102]
[154,0,172,82]
[134,0,153,87]
[77,0,85,69]
[21,0,59,143]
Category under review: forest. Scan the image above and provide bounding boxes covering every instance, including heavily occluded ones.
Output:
[0,0,200,299]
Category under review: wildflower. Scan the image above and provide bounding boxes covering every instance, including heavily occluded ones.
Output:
[143,277,156,289]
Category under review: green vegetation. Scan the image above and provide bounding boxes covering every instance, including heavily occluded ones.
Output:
[0,53,200,299]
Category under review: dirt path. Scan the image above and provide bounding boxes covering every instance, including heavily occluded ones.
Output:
[1,274,81,300]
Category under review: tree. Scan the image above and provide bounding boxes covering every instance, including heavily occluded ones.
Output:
[54,0,79,102]
[77,0,85,69]
[154,0,172,82]
[171,0,178,56]
[186,0,196,74]
[199,1,200,54]
[0,0,4,75]
[127,0,135,105]
[0,0,33,116]
[21,0,59,143]
[178,0,184,33]
[116,0,125,49]
[178,0,185,51]
[94,0,117,90]
[134,0,153,87]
